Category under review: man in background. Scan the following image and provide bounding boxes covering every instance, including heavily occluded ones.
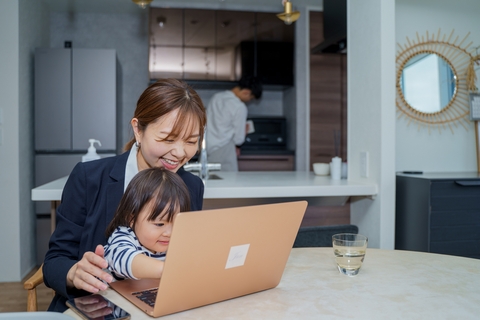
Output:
[206,76,263,171]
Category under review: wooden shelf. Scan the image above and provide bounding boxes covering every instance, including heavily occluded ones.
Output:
[238,154,294,171]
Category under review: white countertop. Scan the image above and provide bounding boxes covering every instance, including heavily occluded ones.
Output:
[31,175,69,201]
[203,171,377,199]
[31,172,377,202]
[64,248,480,319]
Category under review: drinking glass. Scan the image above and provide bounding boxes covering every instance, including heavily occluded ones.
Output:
[332,233,368,276]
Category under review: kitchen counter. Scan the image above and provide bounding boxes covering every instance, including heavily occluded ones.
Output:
[32,171,377,208]
[203,171,375,197]
[31,175,69,202]
[32,172,377,234]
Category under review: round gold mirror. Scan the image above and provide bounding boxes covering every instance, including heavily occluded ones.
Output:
[396,30,474,132]
[400,52,457,114]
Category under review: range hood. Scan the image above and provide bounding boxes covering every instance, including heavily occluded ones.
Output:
[311,0,346,54]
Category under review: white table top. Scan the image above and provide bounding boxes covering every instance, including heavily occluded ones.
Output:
[65,248,480,319]
[31,172,377,201]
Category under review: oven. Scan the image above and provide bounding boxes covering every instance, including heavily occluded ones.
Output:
[242,117,287,151]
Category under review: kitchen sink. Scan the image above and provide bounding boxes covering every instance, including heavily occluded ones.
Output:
[190,172,223,180]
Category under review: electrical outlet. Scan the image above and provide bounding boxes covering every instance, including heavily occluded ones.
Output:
[360,151,369,178]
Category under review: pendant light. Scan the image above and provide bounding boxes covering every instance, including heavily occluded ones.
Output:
[132,0,152,9]
[277,0,300,25]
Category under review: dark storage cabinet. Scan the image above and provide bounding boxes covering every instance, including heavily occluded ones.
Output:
[396,173,480,259]
[148,8,294,85]
[237,41,294,86]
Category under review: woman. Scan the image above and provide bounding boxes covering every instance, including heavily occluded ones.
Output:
[43,79,206,312]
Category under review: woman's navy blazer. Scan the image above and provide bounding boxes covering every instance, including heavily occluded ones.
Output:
[43,151,204,311]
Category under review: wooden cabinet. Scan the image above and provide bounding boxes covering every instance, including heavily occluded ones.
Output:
[238,154,294,171]
[148,8,293,83]
[396,173,480,259]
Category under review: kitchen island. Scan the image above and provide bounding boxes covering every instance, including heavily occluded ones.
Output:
[32,171,377,204]
[32,171,377,230]
[201,171,377,209]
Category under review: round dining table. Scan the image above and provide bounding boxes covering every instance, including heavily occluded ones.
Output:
[65,248,480,319]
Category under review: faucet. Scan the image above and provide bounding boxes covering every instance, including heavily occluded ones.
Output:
[183,131,221,181]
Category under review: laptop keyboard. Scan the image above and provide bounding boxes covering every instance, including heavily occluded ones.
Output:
[132,288,158,307]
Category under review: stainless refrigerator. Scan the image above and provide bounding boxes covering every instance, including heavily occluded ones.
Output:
[34,48,117,264]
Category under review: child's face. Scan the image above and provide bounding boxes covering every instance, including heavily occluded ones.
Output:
[133,201,178,253]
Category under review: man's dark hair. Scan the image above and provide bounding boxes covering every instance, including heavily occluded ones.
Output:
[238,76,263,99]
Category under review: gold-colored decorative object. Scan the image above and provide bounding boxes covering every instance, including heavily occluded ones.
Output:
[396,30,476,133]
[277,0,300,25]
[467,49,480,92]
[132,0,152,9]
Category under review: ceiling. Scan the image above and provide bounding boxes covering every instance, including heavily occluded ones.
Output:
[43,0,322,14]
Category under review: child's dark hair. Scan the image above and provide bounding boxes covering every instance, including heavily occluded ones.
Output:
[238,76,263,99]
[105,167,191,237]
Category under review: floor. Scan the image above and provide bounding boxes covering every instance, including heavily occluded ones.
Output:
[0,267,52,313]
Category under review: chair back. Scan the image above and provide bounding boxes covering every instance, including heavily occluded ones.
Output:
[293,224,359,248]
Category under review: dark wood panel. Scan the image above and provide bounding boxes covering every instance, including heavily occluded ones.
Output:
[308,11,350,222]
[309,11,347,168]
[238,154,294,171]
[302,205,350,227]
[309,11,324,48]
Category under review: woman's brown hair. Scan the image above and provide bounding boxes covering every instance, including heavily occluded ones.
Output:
[124,78,207,151]
[105,167,191,237]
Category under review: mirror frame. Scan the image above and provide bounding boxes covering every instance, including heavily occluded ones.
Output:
[396,30,474,132]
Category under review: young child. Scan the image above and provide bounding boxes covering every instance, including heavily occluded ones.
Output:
[104,167,191,280]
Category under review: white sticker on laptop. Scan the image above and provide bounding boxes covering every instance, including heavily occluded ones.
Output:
[225,244,250,269]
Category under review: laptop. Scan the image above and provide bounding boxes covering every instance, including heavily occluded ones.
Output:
[109,200,307,317]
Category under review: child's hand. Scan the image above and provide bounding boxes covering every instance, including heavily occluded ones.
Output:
[131,254,165,279]
[66,244,113,293]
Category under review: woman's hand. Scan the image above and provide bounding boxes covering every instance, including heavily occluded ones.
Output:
[66,245,113,293]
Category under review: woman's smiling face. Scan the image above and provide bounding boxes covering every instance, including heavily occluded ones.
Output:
[133,109,200,173]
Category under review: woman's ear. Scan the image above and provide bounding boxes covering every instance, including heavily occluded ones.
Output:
[131,118,141,142]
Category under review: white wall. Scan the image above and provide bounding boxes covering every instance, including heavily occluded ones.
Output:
[294,5,310,171]
[0,0,50,282]
[348,0,396,249]
[0,0,21,282]
[395,0,480,172]
[18,0,50,280]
